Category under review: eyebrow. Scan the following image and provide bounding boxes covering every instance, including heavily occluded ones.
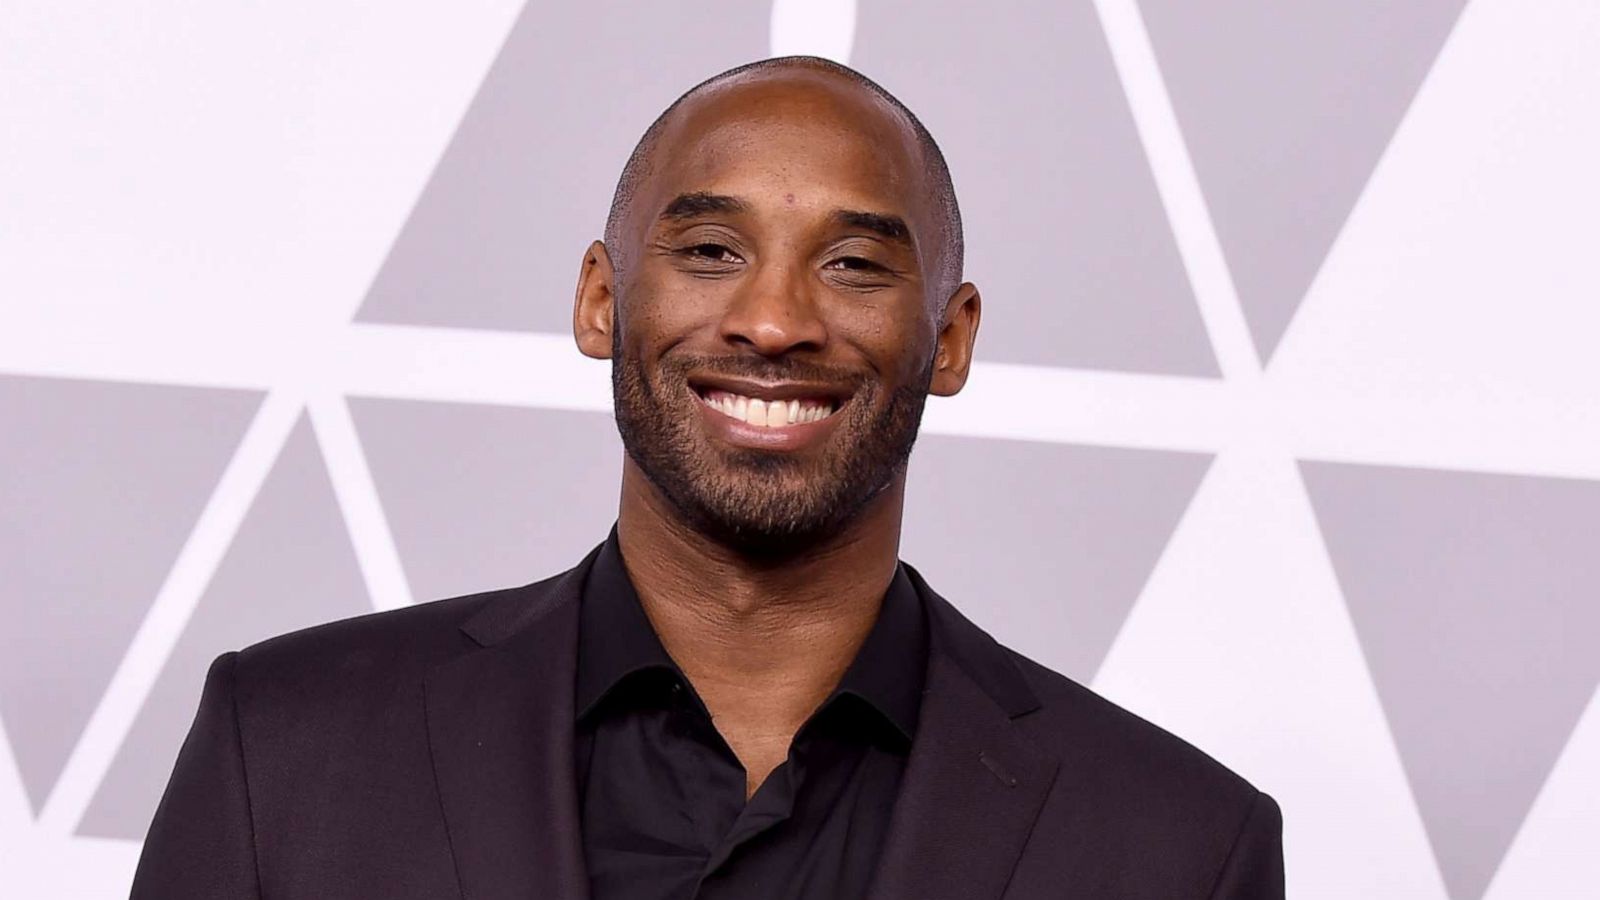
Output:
[832,209,913,247]
[659,192,750,221]
[657,193,915,249]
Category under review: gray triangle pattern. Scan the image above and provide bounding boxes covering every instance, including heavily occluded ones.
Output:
[1300,461,1600,900]
[903,436,1211,682]
[348,398,624,601]
[853,0,1218,376]
[79,414,372,839]
[1140,0,1466,363]
[354,1,768,334]
[0,375,261,816]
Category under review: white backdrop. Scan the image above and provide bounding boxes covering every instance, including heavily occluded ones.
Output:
[2,2,1598,897]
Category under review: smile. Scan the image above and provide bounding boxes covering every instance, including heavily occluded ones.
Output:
[697,390,840,428]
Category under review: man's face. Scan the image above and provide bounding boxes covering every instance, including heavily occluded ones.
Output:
[589,73,973,550]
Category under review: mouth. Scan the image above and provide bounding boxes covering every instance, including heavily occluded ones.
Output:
[685,374,853,449]
[687,374,851,429]
[695,389,842,427]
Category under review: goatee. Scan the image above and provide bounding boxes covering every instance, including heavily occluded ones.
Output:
[611,334,932,556]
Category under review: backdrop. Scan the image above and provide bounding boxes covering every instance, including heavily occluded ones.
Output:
[3,2,1597,897]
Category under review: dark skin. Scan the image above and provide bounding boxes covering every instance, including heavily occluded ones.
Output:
[573,68,981,797]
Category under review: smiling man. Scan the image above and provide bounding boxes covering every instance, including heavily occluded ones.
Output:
[133,57,1283,900]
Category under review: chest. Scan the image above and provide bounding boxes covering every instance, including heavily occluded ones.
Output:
[575,695,908,900]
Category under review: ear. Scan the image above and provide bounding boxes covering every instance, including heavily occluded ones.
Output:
[573,241,617,360]
[929,282,981,396]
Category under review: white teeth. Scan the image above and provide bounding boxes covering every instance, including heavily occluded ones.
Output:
[702,390,836,428]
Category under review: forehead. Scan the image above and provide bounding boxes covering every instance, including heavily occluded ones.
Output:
[641,70,932,224]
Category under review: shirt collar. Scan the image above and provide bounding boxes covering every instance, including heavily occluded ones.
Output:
[574,528,928,744]
[829,563,926,743]
[574,531,677,721]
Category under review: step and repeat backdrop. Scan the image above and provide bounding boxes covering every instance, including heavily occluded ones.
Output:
[3,1,1597,897]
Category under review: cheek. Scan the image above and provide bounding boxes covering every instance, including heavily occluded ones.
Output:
[836,303,938,383]
[623,277,730,349]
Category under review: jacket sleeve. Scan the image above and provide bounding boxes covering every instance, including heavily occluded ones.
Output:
[1206,790,1285,899]
[130,651,262,899]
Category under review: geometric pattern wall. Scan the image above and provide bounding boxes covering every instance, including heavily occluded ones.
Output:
[79,415,374,841]
[1300,462,1600,900]
[852,0,1218,375]
[0,378,261,818]
[1140,0,1469,362]
[2,1,1598,897]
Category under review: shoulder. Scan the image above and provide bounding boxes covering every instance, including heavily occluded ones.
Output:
[1007,649,1258,800]
[913,567,1261,804]
[233,589,486,682]
[225,566,571,712]
[910,566,1266,824]
[1000,650,1283,892]
[215,546,596,727]
[217,590,482,723]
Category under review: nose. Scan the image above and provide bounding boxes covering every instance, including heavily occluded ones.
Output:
[717,260,828,357]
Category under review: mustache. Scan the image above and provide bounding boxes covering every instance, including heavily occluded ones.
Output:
[660,353,869,390]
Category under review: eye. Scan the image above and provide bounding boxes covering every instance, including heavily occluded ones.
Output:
[681,243,742,264]
[825,256,883,272]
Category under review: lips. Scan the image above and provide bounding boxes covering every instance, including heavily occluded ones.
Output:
[689,374,852,422]
[686,373,854,449]
[698,390,837,427]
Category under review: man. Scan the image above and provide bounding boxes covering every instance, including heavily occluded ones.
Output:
[133,56,1283,899]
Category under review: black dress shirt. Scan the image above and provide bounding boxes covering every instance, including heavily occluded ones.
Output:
[573,534,929,900]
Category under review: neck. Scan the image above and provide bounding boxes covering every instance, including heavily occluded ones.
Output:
[614,459,904,793]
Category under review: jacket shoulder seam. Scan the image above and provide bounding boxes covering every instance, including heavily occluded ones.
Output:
[1202,788,1266,899]
[225,650,266,897]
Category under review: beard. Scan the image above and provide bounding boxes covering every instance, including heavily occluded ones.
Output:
[612,331,933,555]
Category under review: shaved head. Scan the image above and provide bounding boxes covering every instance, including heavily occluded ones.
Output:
[603,56,965,301]
[574,54,983,553]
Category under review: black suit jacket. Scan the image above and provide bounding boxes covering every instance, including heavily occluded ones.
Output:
[132,545,1284,899]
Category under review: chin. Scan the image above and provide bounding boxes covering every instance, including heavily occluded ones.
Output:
[679,487,842,553]
[671,465,896,558]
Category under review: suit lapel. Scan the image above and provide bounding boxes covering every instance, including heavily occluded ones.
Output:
[424,553,598,900]
[420,553,1055,900]
[868,573,1060,900]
